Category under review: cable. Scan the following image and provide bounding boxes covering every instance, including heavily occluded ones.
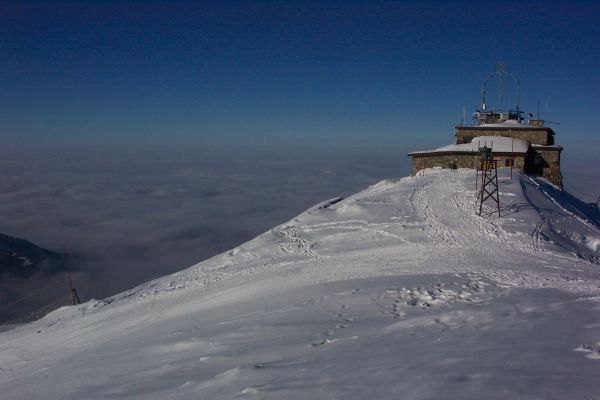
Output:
[0,274,66,313]
[2,294,71,325]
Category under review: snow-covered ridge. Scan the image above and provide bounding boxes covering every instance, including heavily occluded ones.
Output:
[1,169,599,399]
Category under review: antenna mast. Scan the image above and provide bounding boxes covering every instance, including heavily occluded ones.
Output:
[499,62,504,108]
[481,63,520,111]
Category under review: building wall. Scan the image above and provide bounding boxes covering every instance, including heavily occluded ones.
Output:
[410,150,562,186]
[455,128,553,145]
[489,155,527,171]
[410,153,526,175]
[526,148,562,186]
[411,153,477,175]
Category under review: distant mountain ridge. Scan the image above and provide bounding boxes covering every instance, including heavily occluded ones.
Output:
[0,233,65,278]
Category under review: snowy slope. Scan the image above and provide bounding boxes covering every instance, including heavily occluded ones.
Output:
[1,168,599,399]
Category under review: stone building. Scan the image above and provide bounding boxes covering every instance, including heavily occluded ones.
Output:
[409,135,529,174]
[408,68,563,186]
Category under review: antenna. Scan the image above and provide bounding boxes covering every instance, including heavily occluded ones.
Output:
[498,62,504,108]
[481,85,487,111]
[481,63,519,112]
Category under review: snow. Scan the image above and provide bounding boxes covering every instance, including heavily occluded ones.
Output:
[409,136,529,155]
[1,168,599,399]
[531,143,562,149]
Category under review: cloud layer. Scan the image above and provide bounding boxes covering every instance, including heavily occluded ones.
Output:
[0,144,409,321]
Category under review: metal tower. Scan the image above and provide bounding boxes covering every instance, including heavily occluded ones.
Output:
[476,146,501,217]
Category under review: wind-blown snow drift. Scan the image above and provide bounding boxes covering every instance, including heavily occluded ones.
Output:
[1,168,599,399]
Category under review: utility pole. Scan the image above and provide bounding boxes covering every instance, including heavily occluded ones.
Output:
[66,270,81,305]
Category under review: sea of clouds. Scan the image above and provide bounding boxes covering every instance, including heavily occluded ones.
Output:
[0,143,407,322]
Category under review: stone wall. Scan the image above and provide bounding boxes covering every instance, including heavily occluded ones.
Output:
[489,155,526,171]
[410,149,562,186]
[410,153,526,175]
[455,127,553,145]
[526,148,562,186]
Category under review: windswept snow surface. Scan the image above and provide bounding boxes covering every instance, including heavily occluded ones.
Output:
[1,168,599,399]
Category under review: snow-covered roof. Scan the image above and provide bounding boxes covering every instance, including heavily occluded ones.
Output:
[409,136,529,156]
[531,143,563,150]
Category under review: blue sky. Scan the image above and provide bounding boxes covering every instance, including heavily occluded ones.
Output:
[2,0,599,152]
